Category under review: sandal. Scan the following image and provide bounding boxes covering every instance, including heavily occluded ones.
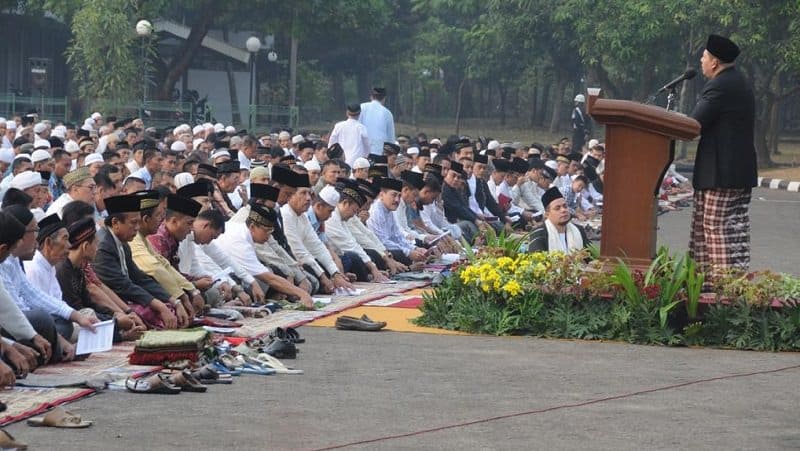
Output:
[269,327,305,344]
[168,370,208,392]
[26,406,93,428]
[191,365,233,385]
[252,353,304,375]
[0,429,27,450]
[125,373,182,394]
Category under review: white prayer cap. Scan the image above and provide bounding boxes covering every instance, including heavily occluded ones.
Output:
[291,134,305,145]
[34,139,50,150]
[192,138,204,150]
[304,159,320,172]
[31,208,46,223]
[174,172,195,189]
[278,131,291,140]
[352,157,370,169]
[33,123,47,134]
[10,170,42,191]
[51,128,66,140]
[229,136,243,147]
[192,125,203,135]
[0,148,14,164]
[545,160,558,170]
[487,140,500,150]
[6,121,16,130]
[430,138,442,146]
[84,118,95,126]
[84,153,104,166]
[203,123,214,131]
[225,125,236,134]
[31,149,51,163]
[170,141,187,152]
[14,153,32,162]
[406,147,419,155]
[91,112,102,120]
[80,124,93,132]
[587,139,599,149]
[174,124,191,135]
[211,150,230,161]
[213,123,225,133]
[65,140,80,153]
[318,185,340,208]
[0,119,5,127]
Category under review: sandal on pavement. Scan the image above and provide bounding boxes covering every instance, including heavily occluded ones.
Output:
[0,429,27,450]
[252,353,304,375]
[125,373,182,394]
[191,365,233,385]
[26,406,93,428]
[168,370,208,392]
[262,338,297,359]
[270,327,305,344]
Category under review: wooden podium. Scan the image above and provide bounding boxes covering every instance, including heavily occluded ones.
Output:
[586,88,700,267]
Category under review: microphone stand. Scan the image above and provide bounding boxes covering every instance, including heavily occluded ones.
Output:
[665,85,678,112]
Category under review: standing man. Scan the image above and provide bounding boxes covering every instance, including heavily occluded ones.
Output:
[359,88,395,157]
[689,34,757,276]
[329,104,370,166]
[571,94,589,153]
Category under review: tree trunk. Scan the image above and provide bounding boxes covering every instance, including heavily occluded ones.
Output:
[540,78,550,127]
[498,82,507,126]
[156,2,216,100]
[549,76,567,133]
[288,35,298,108]
[455,77,466,136]
[223,30,241,127]
[769,76,781,155]
[332,72,345,111]
[530,81,539,127]
[356,67,369,103]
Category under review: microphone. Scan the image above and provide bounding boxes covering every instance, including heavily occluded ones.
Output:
[657,68,697,94]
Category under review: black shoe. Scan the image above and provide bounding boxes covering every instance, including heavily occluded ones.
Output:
[270,327,305,344]
[263,338,297,359]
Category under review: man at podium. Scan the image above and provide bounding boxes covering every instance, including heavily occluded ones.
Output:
[689,34,757,277]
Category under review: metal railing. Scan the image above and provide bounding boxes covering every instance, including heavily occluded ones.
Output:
[0,95,68,122]
[248,104,298,132]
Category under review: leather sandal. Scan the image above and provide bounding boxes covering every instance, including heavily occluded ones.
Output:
[263,338,297,359]
[0,429,27,450]
[26,406,93,428]
[169,370,208,392]
[125,373,182,394]
[191,365,233,385]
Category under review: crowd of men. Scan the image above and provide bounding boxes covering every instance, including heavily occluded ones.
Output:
[0,88,611,388]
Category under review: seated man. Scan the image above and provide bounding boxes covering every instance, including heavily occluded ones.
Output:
[367,177,428,266]
[527,187,590,254]
[0,210,51,369]
[441,162,481,242]
[56,217,146,341]
[128,191,196,326]
[281,177,354,294]
[0,207,97,363]
[419,165,462,241]
[325,179,389,282]
[45,167,96,218]
[214,203,314,307]
[315,185,374,282]
[346,179,407,275]
[93,194,180,329]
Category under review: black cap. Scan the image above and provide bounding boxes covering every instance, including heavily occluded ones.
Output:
[37,213,65,245]
[216,160,241,174]
[417,148,431,158]
[511,158,529,174]
[248,203,276,228]
[474,154,488,165]
[105,194,143,215]
[529,159,546,170]
[176,180,213,199]
[449,161,466,177]
[567,153,582,163]
[167,194,202,218]
[541,165,557,181]
[541,186,564,209]
[492,158,511,172]
[327,143,344,160]
[346,103,361,114]
[356,179,378,199]
[197,164,218,179]
[336,179,366,207]
[383,142,400,155]
[67,217,96,248]
[48,137,64,149]
[133,190,163,210]
[271,164,295,186]
[423,163,442,174]
[400,170,425,190]
[369,154,388,165]
[250,183,279,202]
[298,141,315,151]
[372,87,387,97]
[706,34,740,63]
[377,177,403,192]
[368,165,389,179]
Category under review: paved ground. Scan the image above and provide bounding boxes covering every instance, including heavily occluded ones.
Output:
[5,187,799,450]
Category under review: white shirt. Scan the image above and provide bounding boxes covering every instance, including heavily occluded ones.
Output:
[346,215,387,253]
[24,250,63,301]
[367,200,413,255]
[280,204,338,277]
[0,255,74,320]
[394,199,426,241]
[329,118,370,166]
[212,222,270,276]
[359,100,395,156]
[325,208,372,264]
[0,272,38,341]
[466,175,483,216]
[178,231,256,288]
[420,200,462,239]
[46,193,75,218]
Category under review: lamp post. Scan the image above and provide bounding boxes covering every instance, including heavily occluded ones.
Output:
[136,20,152,107]
[246,36,261,130]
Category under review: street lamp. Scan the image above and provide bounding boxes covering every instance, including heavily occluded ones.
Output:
[246,36,261,108]
[136,20,152,106]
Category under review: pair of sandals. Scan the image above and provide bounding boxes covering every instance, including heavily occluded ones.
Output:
[125,370,207,394]
[26,405,92,428]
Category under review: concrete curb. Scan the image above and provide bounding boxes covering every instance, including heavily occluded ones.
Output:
[675,164,800,192]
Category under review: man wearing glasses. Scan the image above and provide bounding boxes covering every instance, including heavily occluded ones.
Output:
[45,167,96,218]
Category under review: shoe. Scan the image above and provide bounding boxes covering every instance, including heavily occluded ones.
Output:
[168,370,208,392]
[125,373,182,394]
[335,315,387,331]
[269,327,305,344]
[263,338,297,359]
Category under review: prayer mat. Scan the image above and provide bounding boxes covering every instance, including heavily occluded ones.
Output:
[130,328,211,365]
[0,386,96,426]
[307,306,468,335]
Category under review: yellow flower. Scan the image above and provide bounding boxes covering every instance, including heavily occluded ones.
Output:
[502,280,522,297]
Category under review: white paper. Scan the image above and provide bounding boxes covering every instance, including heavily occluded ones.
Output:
[75,320,114,355]
[335,288,365,296]
[313,297,333,305]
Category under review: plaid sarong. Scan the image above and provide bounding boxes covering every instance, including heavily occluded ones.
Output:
[689,188,751,275]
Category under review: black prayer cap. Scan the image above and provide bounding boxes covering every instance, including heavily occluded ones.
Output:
[336,179,366,207]
[269,147,285,159]
[117,140,131,150]
[377,177,403,192]
[216,160,241,174]
[706,34,740,63]
[369,154,388,165]
[541,186,563,209]
[453,138,472,151]
[511,158,529,174]
[37,213,65,245]
[541,165,557,181]
[196,164,218,179]
[474,154,488,165]
[346,103,361,114]
[133,190,163,210]
[105,194,143,215]
[177,180,214,199]
[492,158,511,172]
[449,161,466,177]
[250,183,279,202]
[248,203,276,228]
[77,129,90,138]
[3,204,34,227]
[327,143,344,160]
[567,153,582,163]
[279,155,297,164]
[167,194,202,218]
[13,137,28,148]
[383,142,400,155]
[424,163,442,174]
[501,146,515,159]
[529,159,546,170]
[67,217,96,249]
[48,137,64,149]
[298,141,315,151]
[37,171,51,184]
[368,165,388,179]
[417,148,431,158]
[256,146,271,155]
[484,148,496,157]
[356,179,378,199]
[270,164,296,186]
[400,170,425,190]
